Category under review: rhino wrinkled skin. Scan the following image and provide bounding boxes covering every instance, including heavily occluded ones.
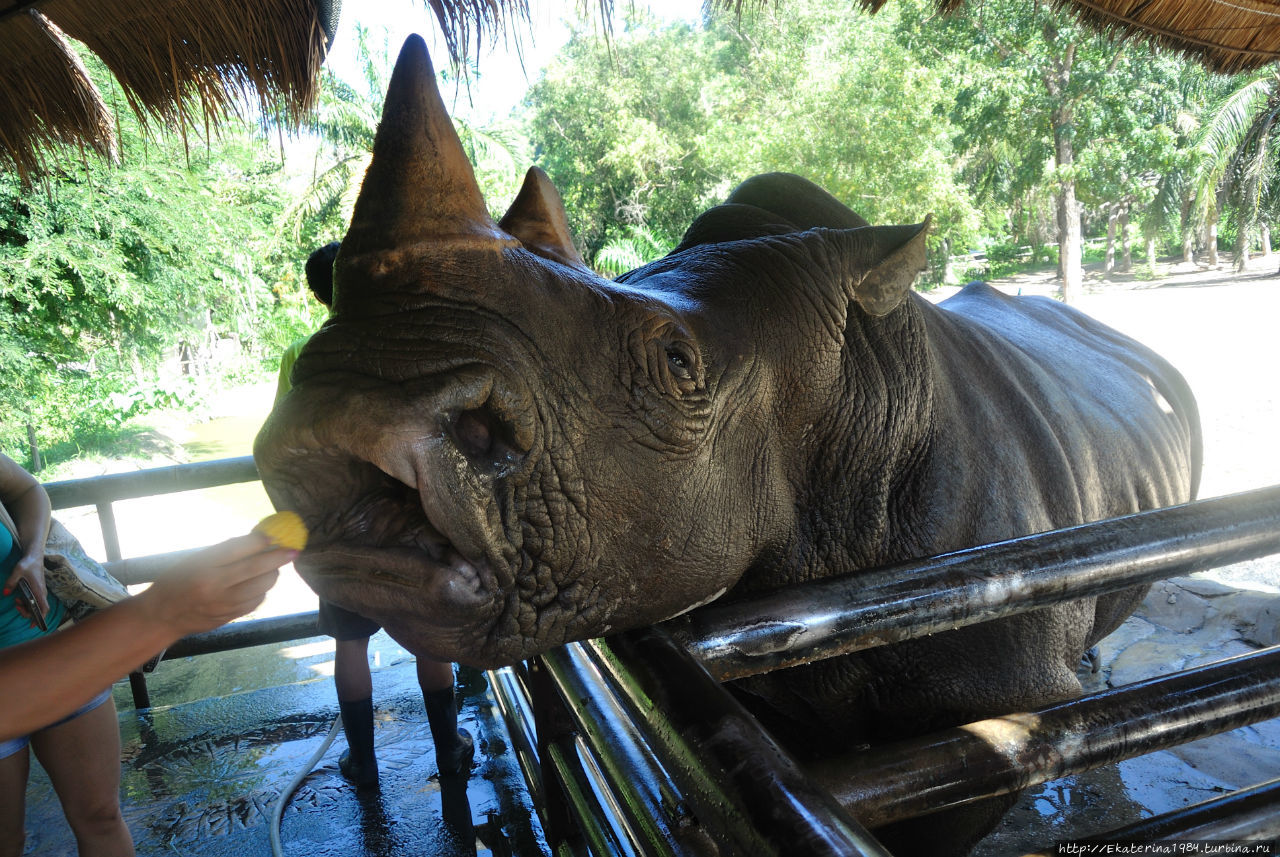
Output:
[254,36,1202,853]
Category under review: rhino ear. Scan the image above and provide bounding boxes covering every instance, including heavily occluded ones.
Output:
[845,216,931,317]
[499,167,588,269]
[342,35,510,257]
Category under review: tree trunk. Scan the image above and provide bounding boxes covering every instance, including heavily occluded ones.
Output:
[1236,225,1251,271]
[1146,236,1157,270]
[1207,209,1219,268]
[941,238,959,285]
[1120,209,1132,272]
[26,423,41,473]
[1180,196,1195,264]
[1053,109,1083,302]
[1104,208,1117,273]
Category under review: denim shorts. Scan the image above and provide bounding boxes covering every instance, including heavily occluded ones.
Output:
[0,688,111,760]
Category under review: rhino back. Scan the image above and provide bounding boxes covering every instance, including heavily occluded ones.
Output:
[918,281,1201,546]
[729,280,1201,758]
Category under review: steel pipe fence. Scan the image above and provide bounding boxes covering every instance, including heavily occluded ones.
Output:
[667,485,1280,681]
[40,458,1280,855]
[809,645,1280,827]
[45,455,259,563]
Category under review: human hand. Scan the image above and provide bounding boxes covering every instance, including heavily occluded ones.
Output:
[138,534,295,637]
[3,547,49,627]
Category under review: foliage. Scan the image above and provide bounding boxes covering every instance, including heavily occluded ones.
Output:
[523,15,732,259]
[0,64,307,464]
[594,224,674,276]
[286,24,529,249]
[1190,68,1280,266]
[524,0,981,268]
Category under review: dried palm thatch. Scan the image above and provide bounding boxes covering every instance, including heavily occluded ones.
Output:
[4,0,1280,182]
[0,10,115,179]
[0,0,334,181]
[1058,0,1280,74]
[863,0,1280,75]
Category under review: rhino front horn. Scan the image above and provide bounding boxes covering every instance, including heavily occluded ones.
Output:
[343,35,512,256]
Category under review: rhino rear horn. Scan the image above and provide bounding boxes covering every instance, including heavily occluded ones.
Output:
[844,216,932,317]
[499,167,588,269]
[343,35,511,256]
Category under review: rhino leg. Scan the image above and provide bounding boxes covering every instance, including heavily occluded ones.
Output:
[1087,583,1150,650]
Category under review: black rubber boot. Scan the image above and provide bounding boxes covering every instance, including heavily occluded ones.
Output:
[423,687,474,777]
[338,696,379,788]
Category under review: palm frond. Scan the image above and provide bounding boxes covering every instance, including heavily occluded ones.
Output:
[1189,73,1277,227]
[280,154,370,240]
[1141,171,1183,241]
[592,224,669,277]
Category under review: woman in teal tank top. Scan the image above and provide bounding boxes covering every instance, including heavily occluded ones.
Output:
[0,523,67,648]
[0,453,135,856]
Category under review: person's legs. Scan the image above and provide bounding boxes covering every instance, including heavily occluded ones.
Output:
[334,635,379,786]
[32,695,134,857]
[417,657,454,693]
[319,600,382,787]
[334,635,373,702]
[418,658,473,776]
[0,743,30,857]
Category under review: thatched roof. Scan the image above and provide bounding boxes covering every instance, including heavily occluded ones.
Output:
[910,0,1280,75]
[3,0,1279,181]
[0,0,337,180]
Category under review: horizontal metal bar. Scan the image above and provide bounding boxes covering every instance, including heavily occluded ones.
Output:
[1019,778,1280,855]
[811,645,1280,828]
[105,547,206,585]
[669,486,1280,681]
[164,611,319,659]
[44,456,259,508]
[592,628,892,857]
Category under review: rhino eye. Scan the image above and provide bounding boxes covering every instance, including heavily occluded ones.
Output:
[666,346,694,380]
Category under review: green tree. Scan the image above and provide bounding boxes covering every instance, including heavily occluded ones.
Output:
[525,0,980,272]
[935,0,1179,299]
[1073,52,1205,272]
[524,14,729,259]
[0,72,302,464]
[1190,68,1280,269]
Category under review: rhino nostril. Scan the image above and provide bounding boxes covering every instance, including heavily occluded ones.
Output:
[451,405,528,474]
[453,408,494,459]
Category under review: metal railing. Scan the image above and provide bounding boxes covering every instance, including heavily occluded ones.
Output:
[44,456,320,707]
[43,458,1280,855]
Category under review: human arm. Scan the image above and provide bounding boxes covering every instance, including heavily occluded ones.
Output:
[0,533,293,740]
[0,453,53,617]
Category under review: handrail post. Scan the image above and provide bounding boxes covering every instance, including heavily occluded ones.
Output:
[128,671,151,709]
[95,500,122,562]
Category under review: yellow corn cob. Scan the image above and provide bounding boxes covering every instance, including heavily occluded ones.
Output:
[253,511,309,551]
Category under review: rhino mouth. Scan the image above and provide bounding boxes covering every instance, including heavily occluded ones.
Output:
[285,454,506,635]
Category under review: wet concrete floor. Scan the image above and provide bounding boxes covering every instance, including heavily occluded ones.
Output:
[23,663,547,856]
[21,576,1280,856]
[976,577,1280,855]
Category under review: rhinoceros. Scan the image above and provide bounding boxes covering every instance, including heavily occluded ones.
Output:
[254,35,1201,854]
